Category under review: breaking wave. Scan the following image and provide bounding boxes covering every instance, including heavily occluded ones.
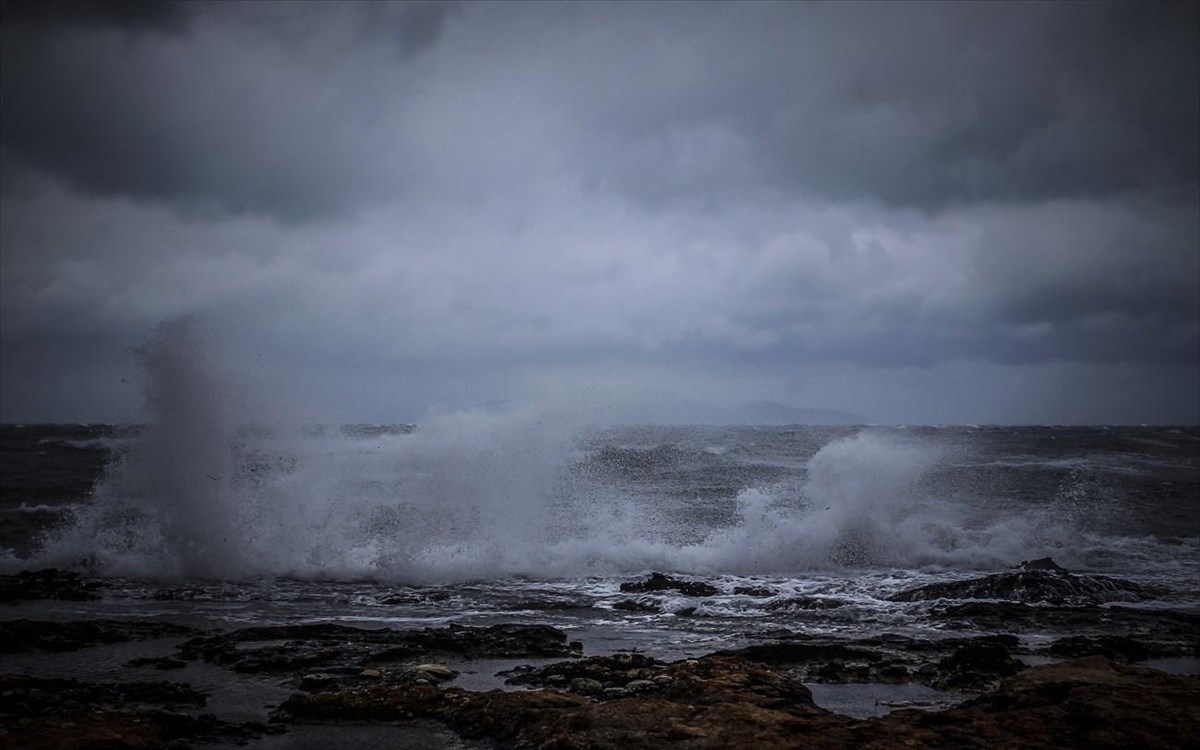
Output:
[16,318,1181,583]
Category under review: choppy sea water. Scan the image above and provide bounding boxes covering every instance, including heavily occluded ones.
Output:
[2,421,1197,652]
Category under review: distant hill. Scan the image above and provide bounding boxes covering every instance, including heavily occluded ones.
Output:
[737,401,864,425]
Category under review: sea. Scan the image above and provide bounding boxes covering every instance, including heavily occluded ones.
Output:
[3,416,1198,647]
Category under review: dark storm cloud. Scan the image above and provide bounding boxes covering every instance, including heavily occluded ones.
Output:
[576,1,1199,211]
[3,0,1197,222]
[0,0,456,220]
[0,0,193,33]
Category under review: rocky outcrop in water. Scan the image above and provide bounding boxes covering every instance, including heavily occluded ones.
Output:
[718,633,1025,689]
[278,652,831,740]
[0,619,200,653]
[932,601,1199,654]
[0,569,101,603]
[1046,635,1156,662]
[620,572,719,597]
[889,558,1154,605]
[178,622,581,674]
[933,640,1024,689]
[612,598,662,613]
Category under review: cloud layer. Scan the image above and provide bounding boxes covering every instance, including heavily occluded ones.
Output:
[2,1,1197,424]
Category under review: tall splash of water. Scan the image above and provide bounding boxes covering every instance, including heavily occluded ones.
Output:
[38,317,248,576]
[34,316,593,580]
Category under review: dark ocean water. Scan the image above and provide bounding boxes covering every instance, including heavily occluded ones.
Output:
[1,422,1197,656]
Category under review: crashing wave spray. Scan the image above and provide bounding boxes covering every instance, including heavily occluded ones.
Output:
[26,317,1135,581]
[33,316,595,580]
[37,317,249,576]
[650,431,943,573]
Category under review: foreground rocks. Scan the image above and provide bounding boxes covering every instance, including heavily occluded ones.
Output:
[717,633,1026,690]
[0,674,282,749]
[276,655,1199,749]
[890,558,1155,605]
[178,622,582,675]
[932,601,1199,655]
[0,619,199,654]
[4,560,1195,748]
[3,612,1196,749]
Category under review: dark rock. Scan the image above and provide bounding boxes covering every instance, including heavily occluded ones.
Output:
[124,656,187,670]
[273,657,1200,749]
[877,663,911,680]
[0,673,207,721]
[733,585,776,597]
[719,641,881,665]
[286,653,817,723]
[620,572,719,597]
[379,623,577,660]
[890,566,1154,606]
[179,622,579,674]
[613,598,661,613]
[722,633,1028,687]
[765,596,848,611]
[504,653,668,692]
[934,641,1023,689]
[151,585,251,601]
[233,645,347,673]
[933,601,1200,644]
[299,673,342,692]
[0,675,283,750]
[1048,635,1153,663]
[0,569,101,602]
[1018,557,1067,572]
[929,657,1200,749]
[379,589,453,605]
[0,619,200,654]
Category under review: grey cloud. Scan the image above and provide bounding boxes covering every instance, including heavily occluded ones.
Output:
[571,1,1199,211]
[0,0,194,34]
[0,1,454,221]
[3,1,1197,223]
[0,1,1196,425]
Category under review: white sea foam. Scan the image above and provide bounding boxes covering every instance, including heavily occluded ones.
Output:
[17,317,1190,583]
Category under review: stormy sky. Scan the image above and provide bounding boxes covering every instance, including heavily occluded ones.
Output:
[1,0,1197,425]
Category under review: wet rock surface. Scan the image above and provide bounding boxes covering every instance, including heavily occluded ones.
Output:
[125,656,189,670]
[501,653,818,708]
[0,619,200,653]
[620,572,719,597]
[765,595,850,611]
[719,633,1026,689]
[0,673,282,749]
[1046,634,1157,662]
[732,585,777,597]
[3,557,1196,748]
[932,602,1199,653]
[3,610,1197,749]
[275,657,1200,749]
[178,622,581,674]
[612,598,662,613]
[0,569,101,603]
[890,558,1155,605]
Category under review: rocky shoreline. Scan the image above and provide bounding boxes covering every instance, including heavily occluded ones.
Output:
[2,563,1197,748]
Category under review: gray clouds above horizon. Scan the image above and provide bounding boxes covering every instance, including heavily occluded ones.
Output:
[2,0,1198,424]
